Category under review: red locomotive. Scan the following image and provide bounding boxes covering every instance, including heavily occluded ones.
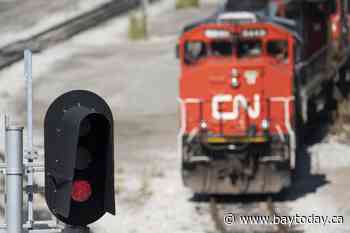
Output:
[177,0,350,194]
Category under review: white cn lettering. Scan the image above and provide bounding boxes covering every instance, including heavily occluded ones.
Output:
[212,94,261,120]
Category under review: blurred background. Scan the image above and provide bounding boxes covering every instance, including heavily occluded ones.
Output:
[0,0,349,233]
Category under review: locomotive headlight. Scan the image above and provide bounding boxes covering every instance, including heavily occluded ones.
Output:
[231,77,239,88]
[200,121,208,130]
[332,23,337,33]
[261,119,270,130]
[244,70,259,85]
[231,68,239,77]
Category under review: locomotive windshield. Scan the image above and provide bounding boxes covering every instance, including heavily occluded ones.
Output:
[267,40,288,62]
[237,40,262,58]
[184,41,207,64]
[211,41,233,56]
[183,38,289,64]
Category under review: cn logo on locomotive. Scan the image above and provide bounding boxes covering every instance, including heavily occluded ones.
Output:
[212,94,261,120]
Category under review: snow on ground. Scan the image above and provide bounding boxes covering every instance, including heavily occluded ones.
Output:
[310,140,350,173]
[278,132,350,233]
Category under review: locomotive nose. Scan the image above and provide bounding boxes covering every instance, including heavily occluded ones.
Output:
[206,65,268,136]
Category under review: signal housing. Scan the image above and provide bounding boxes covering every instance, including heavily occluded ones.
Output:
[44,90,115,226]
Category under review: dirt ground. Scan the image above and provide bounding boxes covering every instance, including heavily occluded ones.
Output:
[0,1,349,233]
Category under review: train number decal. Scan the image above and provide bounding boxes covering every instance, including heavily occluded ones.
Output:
[212,94,261,120]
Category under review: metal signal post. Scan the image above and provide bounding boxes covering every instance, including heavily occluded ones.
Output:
[24,49,35,228]
[6,126,24,233]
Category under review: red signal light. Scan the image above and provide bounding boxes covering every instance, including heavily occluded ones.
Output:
[71,180,92,202]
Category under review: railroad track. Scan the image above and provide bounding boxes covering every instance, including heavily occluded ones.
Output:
[0,0,158,70]
[209,196,303,233]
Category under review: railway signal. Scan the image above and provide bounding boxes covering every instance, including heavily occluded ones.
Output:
[44,90,115,226]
